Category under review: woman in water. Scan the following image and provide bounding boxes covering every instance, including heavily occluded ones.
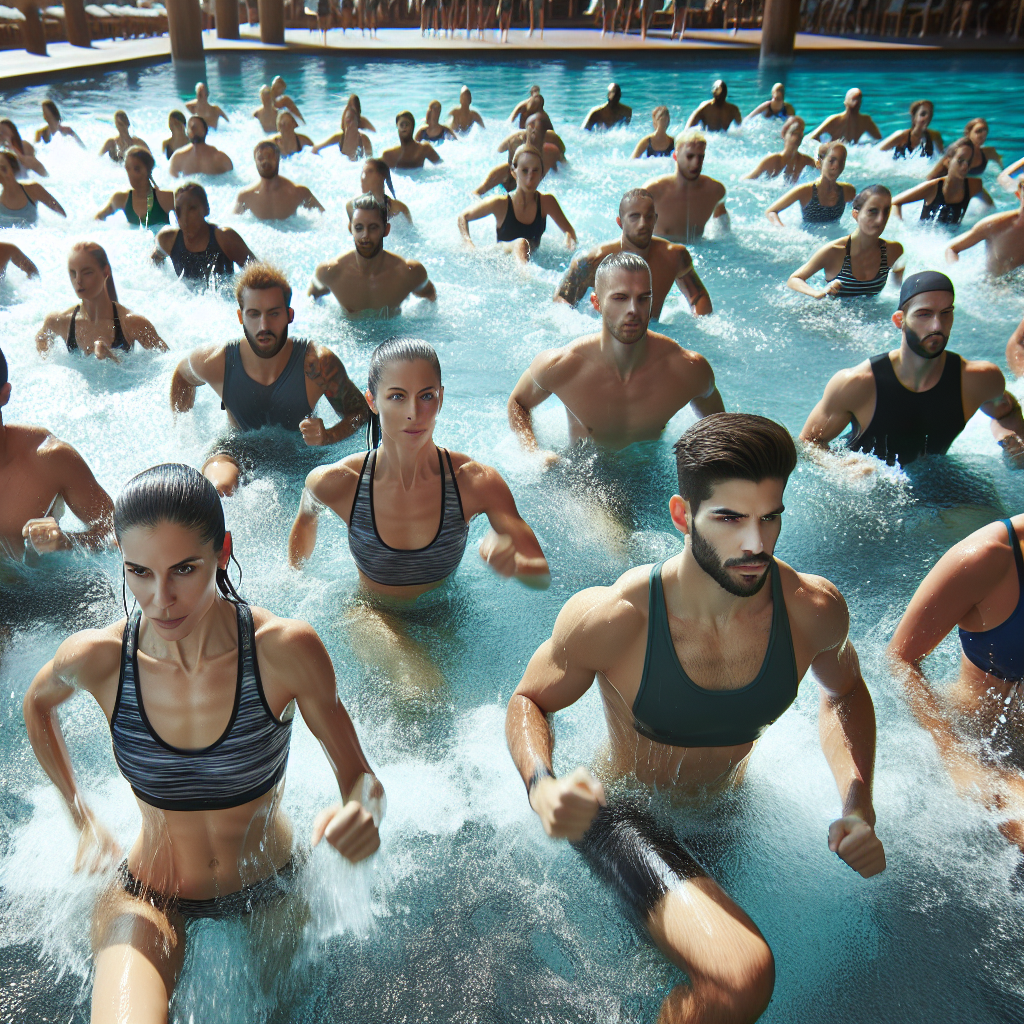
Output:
[272,110,314,156]
[786,185,905,300]
[630,106,675,160]
[929,117,1002,183]
[457,144,576,263]
[0,152,65,226]
[23,463,383,1022]
[892,138,987,227]
[741,116,816,183]
[766,141,855,228]
[0,119,48,176]
[888,514,1024,858]
[878,100,943,160]
[33,101,83,147]
[345,94,376,132]
[35,242,167,360]
[415,101,457,145]
[161,110,189,160]
[313,106,373,161]
[345,158,412,223]
[95,146,173,231]
[0,242,39,281]
[99,110,150,164]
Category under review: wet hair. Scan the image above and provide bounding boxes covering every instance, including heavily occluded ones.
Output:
[364,157,397,199]
[42,100,61,122]
[964,117,987,137]
[852,184,890,212]
[595,250,651,293]
[169,109,187,127]
[511,143,543,169]
[174,181,209,215]
[944,137,975,164]
[366,338,442,448]
[652,105,670,122]
[188,115,208,139]
[260,85,271,100]
[608,83,622,102]
[254,139,281,159]
[673,413,797,514]
[618,187,654,218]
[909,99,933,119]
[125,145,157,190]
[0,152,20,175]
[781,115,804,138]
[347,94,362,114]
[0,119,25,154]
[70,242,118,302]
[276,109,293,129]
[396,110,415,125]
[713,80,728,98]
[817,140,846,163]
[114,109,130,128]
[235,262,292,309]
[428,99,442,113]
[0,347,8,389]
[350,192,388,225]
[675,128,706,149]
[114,463,244,607]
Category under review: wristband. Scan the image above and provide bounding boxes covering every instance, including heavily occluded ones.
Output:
[527,765,554,794]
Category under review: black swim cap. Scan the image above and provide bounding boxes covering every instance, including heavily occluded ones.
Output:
[899,271,954,310]
[0,347,7,388]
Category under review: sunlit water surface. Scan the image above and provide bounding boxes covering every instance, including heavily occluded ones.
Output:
[1,51,1023,1023]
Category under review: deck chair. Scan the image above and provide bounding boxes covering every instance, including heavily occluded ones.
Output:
[904,0,947,32]
[876,0,904,31]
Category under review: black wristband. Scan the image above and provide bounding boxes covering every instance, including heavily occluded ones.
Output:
[527,765,554,794]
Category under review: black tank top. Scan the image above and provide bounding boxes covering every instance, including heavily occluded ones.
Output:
[893,131,935,160]
[170,223,234,281]
[66,304,130,353]
[850,352,965,465]
[496,194,546,249]
[221,339,313,432]
[920,179,972,226]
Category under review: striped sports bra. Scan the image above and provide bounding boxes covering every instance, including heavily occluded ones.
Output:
[348,447,469,587]
[110,602,293,812]
[831,236,889,297]
[802,182,846,223]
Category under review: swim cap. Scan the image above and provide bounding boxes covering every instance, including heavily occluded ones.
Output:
[899,271,954,310]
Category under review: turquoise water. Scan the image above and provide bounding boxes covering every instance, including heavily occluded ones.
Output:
[1,50,1023,1022]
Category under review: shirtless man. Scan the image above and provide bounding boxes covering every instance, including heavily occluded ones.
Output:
[582,83,632,131]
[271,76,305,124]
[745,82,795,122]
[185,83,229,130]
[509,252,723,463]
[810,88,882,144]
[946,177,1024,277]
[448,86,485,134]
[168,117,233,178]
[555,188,712,318]
[685,80,742,132]
[170,263,368,497]
[475,113,565,195]
[506,411,886,1024]
[233,141,324,221]
[643,131,729,243]
[254,87,281,134]
[0,242,38,282]
[381,111,442,170]
[800,272,1024,469]
[308,194,436,318]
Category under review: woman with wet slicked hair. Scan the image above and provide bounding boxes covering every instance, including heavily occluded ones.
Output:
[271,109,314,156]
[631,106,675,160]
[313,104,372,160]
[415,100,457,145]
[95,145,174,230]
[878,100,943,160]
[928,116,1002,183]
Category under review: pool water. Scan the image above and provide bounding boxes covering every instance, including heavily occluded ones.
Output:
[1,50,1023,1023]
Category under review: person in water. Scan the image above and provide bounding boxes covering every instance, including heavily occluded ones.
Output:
[161,110,190,160]
[0,152,66,225]
[509,85,542,127]
[945,176,1024,277]
[766,141,855,227]
[172,263,368,496]
[878,99,943,160]
[745,82,795,122]
[98,110,150,164]
[741,117,816,183]
[511,252,723,462]
[630,106,675,159]
[169,116,233,177]
[309,194,435,318]
[271,110,314,157]
[448,86,485,134]
[929,116,1002,182]
[22,463,383,1022]
[506,412,885,1024]
[810,88,881,144]
[381,111,442,169]
[344,94,376,133]
[35,242,167,361]
[642,131,729,242]
[185,82,229,130]
[459,144,576,263]
[799,272,1024,468]
[684,79,742,132]
[345,159,413,224]
[1,118,48,176]
[555,188,712,318]
[154,182,256,284]
[233,141,325,221]
[582,83,632,130]
[94,145,173,231]
[0,347,114,560]
[888,515,1024,858]
[254,85,283,134]
[33,100,83,147]
[474,113,566,195]
[416,101,458,145]
[787,185,905,300]
[313,105,373,160]
[0,242,38,281]
[892,139,987,227]
[271,76,305,124]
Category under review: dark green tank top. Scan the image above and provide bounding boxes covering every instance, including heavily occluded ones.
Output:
[631,559,800,748]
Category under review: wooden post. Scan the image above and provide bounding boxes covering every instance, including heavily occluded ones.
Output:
[14,0,47,55]
[258,0,283,42]
[63,0,91,46]
[759,0,800,64]
[166,0,204,60]
[215,0,239,37]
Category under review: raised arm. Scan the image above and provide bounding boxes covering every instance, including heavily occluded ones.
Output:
[0,242,38,278]
[996,155,1024,193]
[507,350,560,463]
[787,240,842,299]
[554,251,597,306]
[766,182,808,226]
[27,183,66,217]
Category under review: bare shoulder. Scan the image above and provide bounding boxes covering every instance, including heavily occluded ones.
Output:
[557,563,652,650]
[305,453,366,504]
[41,307,73,333]
[446,450,504,497]
[249,606,332,676]
[702,174,726,199]
[654,237,693,265]
[642,173,673,194]
[543,335,597,381]
[827,357,874,394]
[776,559,849,653]
[7,422,56,458]
[53,619,126,692]
[649,329,706,366]
[960,356,1005,394]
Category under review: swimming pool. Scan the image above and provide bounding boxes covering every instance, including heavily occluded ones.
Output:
[1,49,1023,1022]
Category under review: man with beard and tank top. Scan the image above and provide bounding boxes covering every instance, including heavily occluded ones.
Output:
[449,86,485,135]
[685,80,742,132]
[168,117,233,178]
[643,131,729,243]
[308,194,435,319]
[381,112,442,170]
[171,263,369,497]
[233,142,324,221]
[554,188,712,318]
[946,177,1024,278]
[186,83,229,130]
[582,83,632,131]
[505,412,886,1024]
[474,113,566,196]
[509,252,723,466]
[800,272,1024,469]
[810,88,882,144]
[154,183,256,285]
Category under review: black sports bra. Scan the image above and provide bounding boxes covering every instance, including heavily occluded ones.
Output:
[66,304,130,354]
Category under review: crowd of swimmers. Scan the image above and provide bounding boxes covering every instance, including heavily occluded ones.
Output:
[2,74,1024,1023]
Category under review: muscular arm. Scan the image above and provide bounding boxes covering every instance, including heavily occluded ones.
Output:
[170,344,220,414]
[683,355,725,418]
[972,363,1024,464]
[675,249,712,315]
[216,227,257,268]
[308,261,333,299]
[408,260,436,302]
[39,441,115,552]
[554,252,596,306]
[304,347,369,445]
[799,367,861,448]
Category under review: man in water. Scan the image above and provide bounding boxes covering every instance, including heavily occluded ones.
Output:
[308,194,435,318]
[154,183,256,283]
[271,76,305,123]
[800,271,1024,468]
[643,131,729,242]
[809,88,881,144]
[582,83,632,130]
[168,116,233,177]
[746,82,795,121]
[448,86,485,134]
[509,252,723,463]
[474,113,565,195]
[170,263,368,497]
[185,83,229,130]
[946,177,1024,277]
[233,141,324,221]
[381,111,442,170]
[684,80,742,132]
[0,242,38,282]
[506,411,886,1023]
[555,188,712,318]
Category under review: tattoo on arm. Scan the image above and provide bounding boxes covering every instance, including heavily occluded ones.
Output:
[556,257,592,305]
